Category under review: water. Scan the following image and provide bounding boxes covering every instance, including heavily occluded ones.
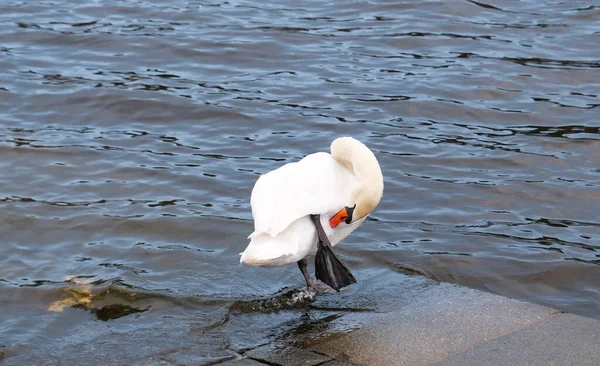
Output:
[1,0,599,363]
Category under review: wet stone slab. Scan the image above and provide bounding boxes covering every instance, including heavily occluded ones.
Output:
[308,283,559,366]
[245,345,332,366]
[217,357,266,365]
[131,358,175,366]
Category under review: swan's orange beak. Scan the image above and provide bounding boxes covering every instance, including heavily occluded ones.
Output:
[329,208,349,228]
[329,205,356,228]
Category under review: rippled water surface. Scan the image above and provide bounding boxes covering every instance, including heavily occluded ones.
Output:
[1,0,599,363]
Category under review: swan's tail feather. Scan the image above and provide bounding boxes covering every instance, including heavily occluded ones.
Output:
[314,243,356,291]
[240,232,298,267]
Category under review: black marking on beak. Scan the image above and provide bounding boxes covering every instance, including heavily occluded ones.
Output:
[345,204,356,224]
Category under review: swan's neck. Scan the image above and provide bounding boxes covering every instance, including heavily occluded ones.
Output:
[331,137,383,218]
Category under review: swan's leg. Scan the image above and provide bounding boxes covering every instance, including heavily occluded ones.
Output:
[310,214,357,291]
[297,258,333,292]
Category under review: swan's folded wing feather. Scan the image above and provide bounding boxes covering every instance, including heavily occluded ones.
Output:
[251,152,353,237]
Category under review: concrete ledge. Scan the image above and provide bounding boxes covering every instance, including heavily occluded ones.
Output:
[4,281,598,366]
[307,283,569,365]
[434,313,600,366]
[223,283,600,366]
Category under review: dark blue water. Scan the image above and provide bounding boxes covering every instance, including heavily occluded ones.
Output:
[1,0,599,363]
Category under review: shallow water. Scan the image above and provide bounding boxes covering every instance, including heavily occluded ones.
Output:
[1,0,599,362]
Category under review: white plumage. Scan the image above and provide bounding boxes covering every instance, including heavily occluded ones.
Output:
[240,137,383,270]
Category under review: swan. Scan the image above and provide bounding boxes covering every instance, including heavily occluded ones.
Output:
[240,137,384,291]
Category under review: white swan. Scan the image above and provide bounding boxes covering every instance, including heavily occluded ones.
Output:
[240,137,384,291]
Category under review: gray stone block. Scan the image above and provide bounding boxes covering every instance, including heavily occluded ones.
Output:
[320,360,357,366]
[435,313,600,366]
[218,356,267,365]
[246,345,331,366]
[310,284,558,366]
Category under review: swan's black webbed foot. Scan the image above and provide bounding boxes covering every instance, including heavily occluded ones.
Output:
[309,214,357,291]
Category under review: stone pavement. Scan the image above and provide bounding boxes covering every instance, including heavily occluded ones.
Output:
[224,283,600,366]
[3,282,598,366]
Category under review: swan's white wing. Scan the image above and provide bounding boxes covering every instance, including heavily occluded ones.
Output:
[250,152,356,237]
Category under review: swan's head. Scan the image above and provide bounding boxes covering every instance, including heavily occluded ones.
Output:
[328,137,384,228]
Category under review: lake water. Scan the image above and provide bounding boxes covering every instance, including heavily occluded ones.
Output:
[1,0,599,363]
